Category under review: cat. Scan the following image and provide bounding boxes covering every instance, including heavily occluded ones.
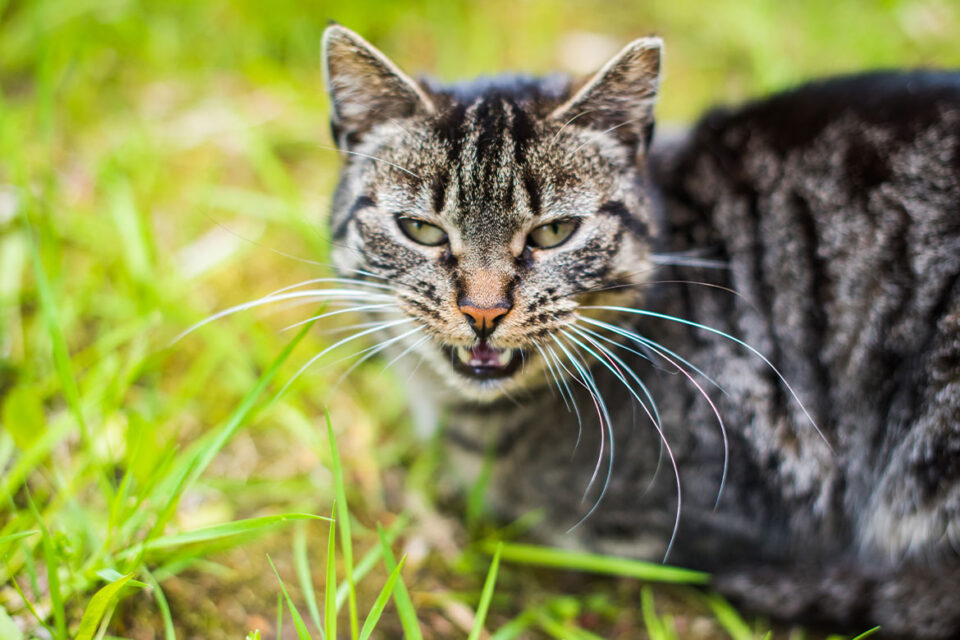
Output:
[321,24,960,638]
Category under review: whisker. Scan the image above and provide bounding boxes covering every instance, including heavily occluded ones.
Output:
[567,325,662,428]
[576,278,744,300]
[544,342,584,451]
[276,318,415,399]
[172,289,396,344]
[649,253,730,270]
[578,316,724,394]
[329,326,425,392]
[570,117,645,156]
[533,343,569,409]
[381,335,431,373]
[582,305,831,451]
[265,277,398,298]
[549,109,594,148]
[315,143,423,181]
[562,326,682,561]
[552,334,614,528]
[606,328,729,511]
[280,304,401,332]
[193,213,395,281]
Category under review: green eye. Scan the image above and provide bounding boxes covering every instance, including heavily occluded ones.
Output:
[397,216,448,246]
[527,220,579,249]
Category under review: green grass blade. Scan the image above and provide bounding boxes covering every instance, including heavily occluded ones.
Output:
[490,542,710,584]
[467,541,502,640]
[357,556,406,640]
[269,555,312,640]
[132,513,328,555]
[849,627,881,640]
[143,568,176,640]
[326,412,358,640]
[335,514,408,611]
[377,523,423,640]
[277,593,284,640]
[535,612,605,640]
[0,530,38,546]
[74,573,136,640]
[641,586,667,640]
[701,593,752,640]
[8,575,53,634]
[147,314,320,539]
[293,521,323,632]
[27,493,65,637]
[489,610,537,640]
[23,212,87,440]
[324,507,337,640]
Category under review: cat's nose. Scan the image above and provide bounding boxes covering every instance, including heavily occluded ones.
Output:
[458,301,511,339]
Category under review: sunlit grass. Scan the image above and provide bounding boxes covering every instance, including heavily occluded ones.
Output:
[2,0,957,637]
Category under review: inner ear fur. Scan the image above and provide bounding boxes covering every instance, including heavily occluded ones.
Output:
[322,24,435,149]
[550,37,663,153]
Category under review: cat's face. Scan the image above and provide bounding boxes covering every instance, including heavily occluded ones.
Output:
[324,26,661,400]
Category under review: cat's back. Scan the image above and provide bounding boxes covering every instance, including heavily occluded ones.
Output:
[651,70,960,637]
[655,67,960,560]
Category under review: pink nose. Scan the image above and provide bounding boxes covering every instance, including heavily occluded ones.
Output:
[459,303,510,338]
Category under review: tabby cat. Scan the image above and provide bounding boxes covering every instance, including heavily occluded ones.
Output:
[321,24,960,638]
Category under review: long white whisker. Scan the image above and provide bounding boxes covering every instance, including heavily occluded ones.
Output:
[567,325,662,428]
[570,117,645,156]
[553,334,614,528]
[568,323,666,493]
[549,109,594,148]
[280,304,400,332]
[579,316,725,394]
[329,326,424,392]
[564,327,688,562]
[533,343,569,409]
[276,318,414,398]
[582,305,831,451]
[172,289,396,344]
[649,253,729,270]
[381,335,431,373]
[632,335,729,512]
[544,342,584,451]
[317,145,423,180]
[265,277,398,298]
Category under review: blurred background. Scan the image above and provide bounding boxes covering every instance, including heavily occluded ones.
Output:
[1,1,958,638]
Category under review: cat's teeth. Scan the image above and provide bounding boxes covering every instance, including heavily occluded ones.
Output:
[457,346,473,365]
[495,348,514,366]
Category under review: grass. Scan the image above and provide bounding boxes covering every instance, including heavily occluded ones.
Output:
[1,0,958,637]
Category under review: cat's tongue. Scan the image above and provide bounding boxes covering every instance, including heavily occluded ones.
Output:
[459,341,513,368]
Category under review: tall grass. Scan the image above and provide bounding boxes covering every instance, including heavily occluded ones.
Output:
[1,0,957,636]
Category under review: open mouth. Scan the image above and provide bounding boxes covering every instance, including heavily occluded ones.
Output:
[447,341,524,380]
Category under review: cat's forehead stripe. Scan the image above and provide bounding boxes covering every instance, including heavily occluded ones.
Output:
[438,95,539,225]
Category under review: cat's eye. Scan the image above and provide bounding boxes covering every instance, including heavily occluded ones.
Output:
[527,220,579,249]
[397,216,448,246]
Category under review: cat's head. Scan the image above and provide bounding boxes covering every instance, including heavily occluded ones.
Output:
[323,25,661,401]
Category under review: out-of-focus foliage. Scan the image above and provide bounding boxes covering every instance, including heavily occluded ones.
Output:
[0,0,956,637]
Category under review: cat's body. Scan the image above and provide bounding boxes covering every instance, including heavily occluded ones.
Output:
[322,26,960,637]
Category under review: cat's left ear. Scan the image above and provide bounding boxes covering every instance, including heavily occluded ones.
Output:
[323,24,435,150]
[550,37,662,155]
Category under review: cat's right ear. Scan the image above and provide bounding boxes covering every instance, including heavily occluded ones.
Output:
[549,37,662,155]
[323,24,435,150]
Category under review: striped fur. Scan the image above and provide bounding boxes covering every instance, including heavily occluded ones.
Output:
[324,25,960,638]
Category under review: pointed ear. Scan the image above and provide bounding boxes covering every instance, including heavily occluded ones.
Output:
[322,24,435,149]
[550,37,662,153]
